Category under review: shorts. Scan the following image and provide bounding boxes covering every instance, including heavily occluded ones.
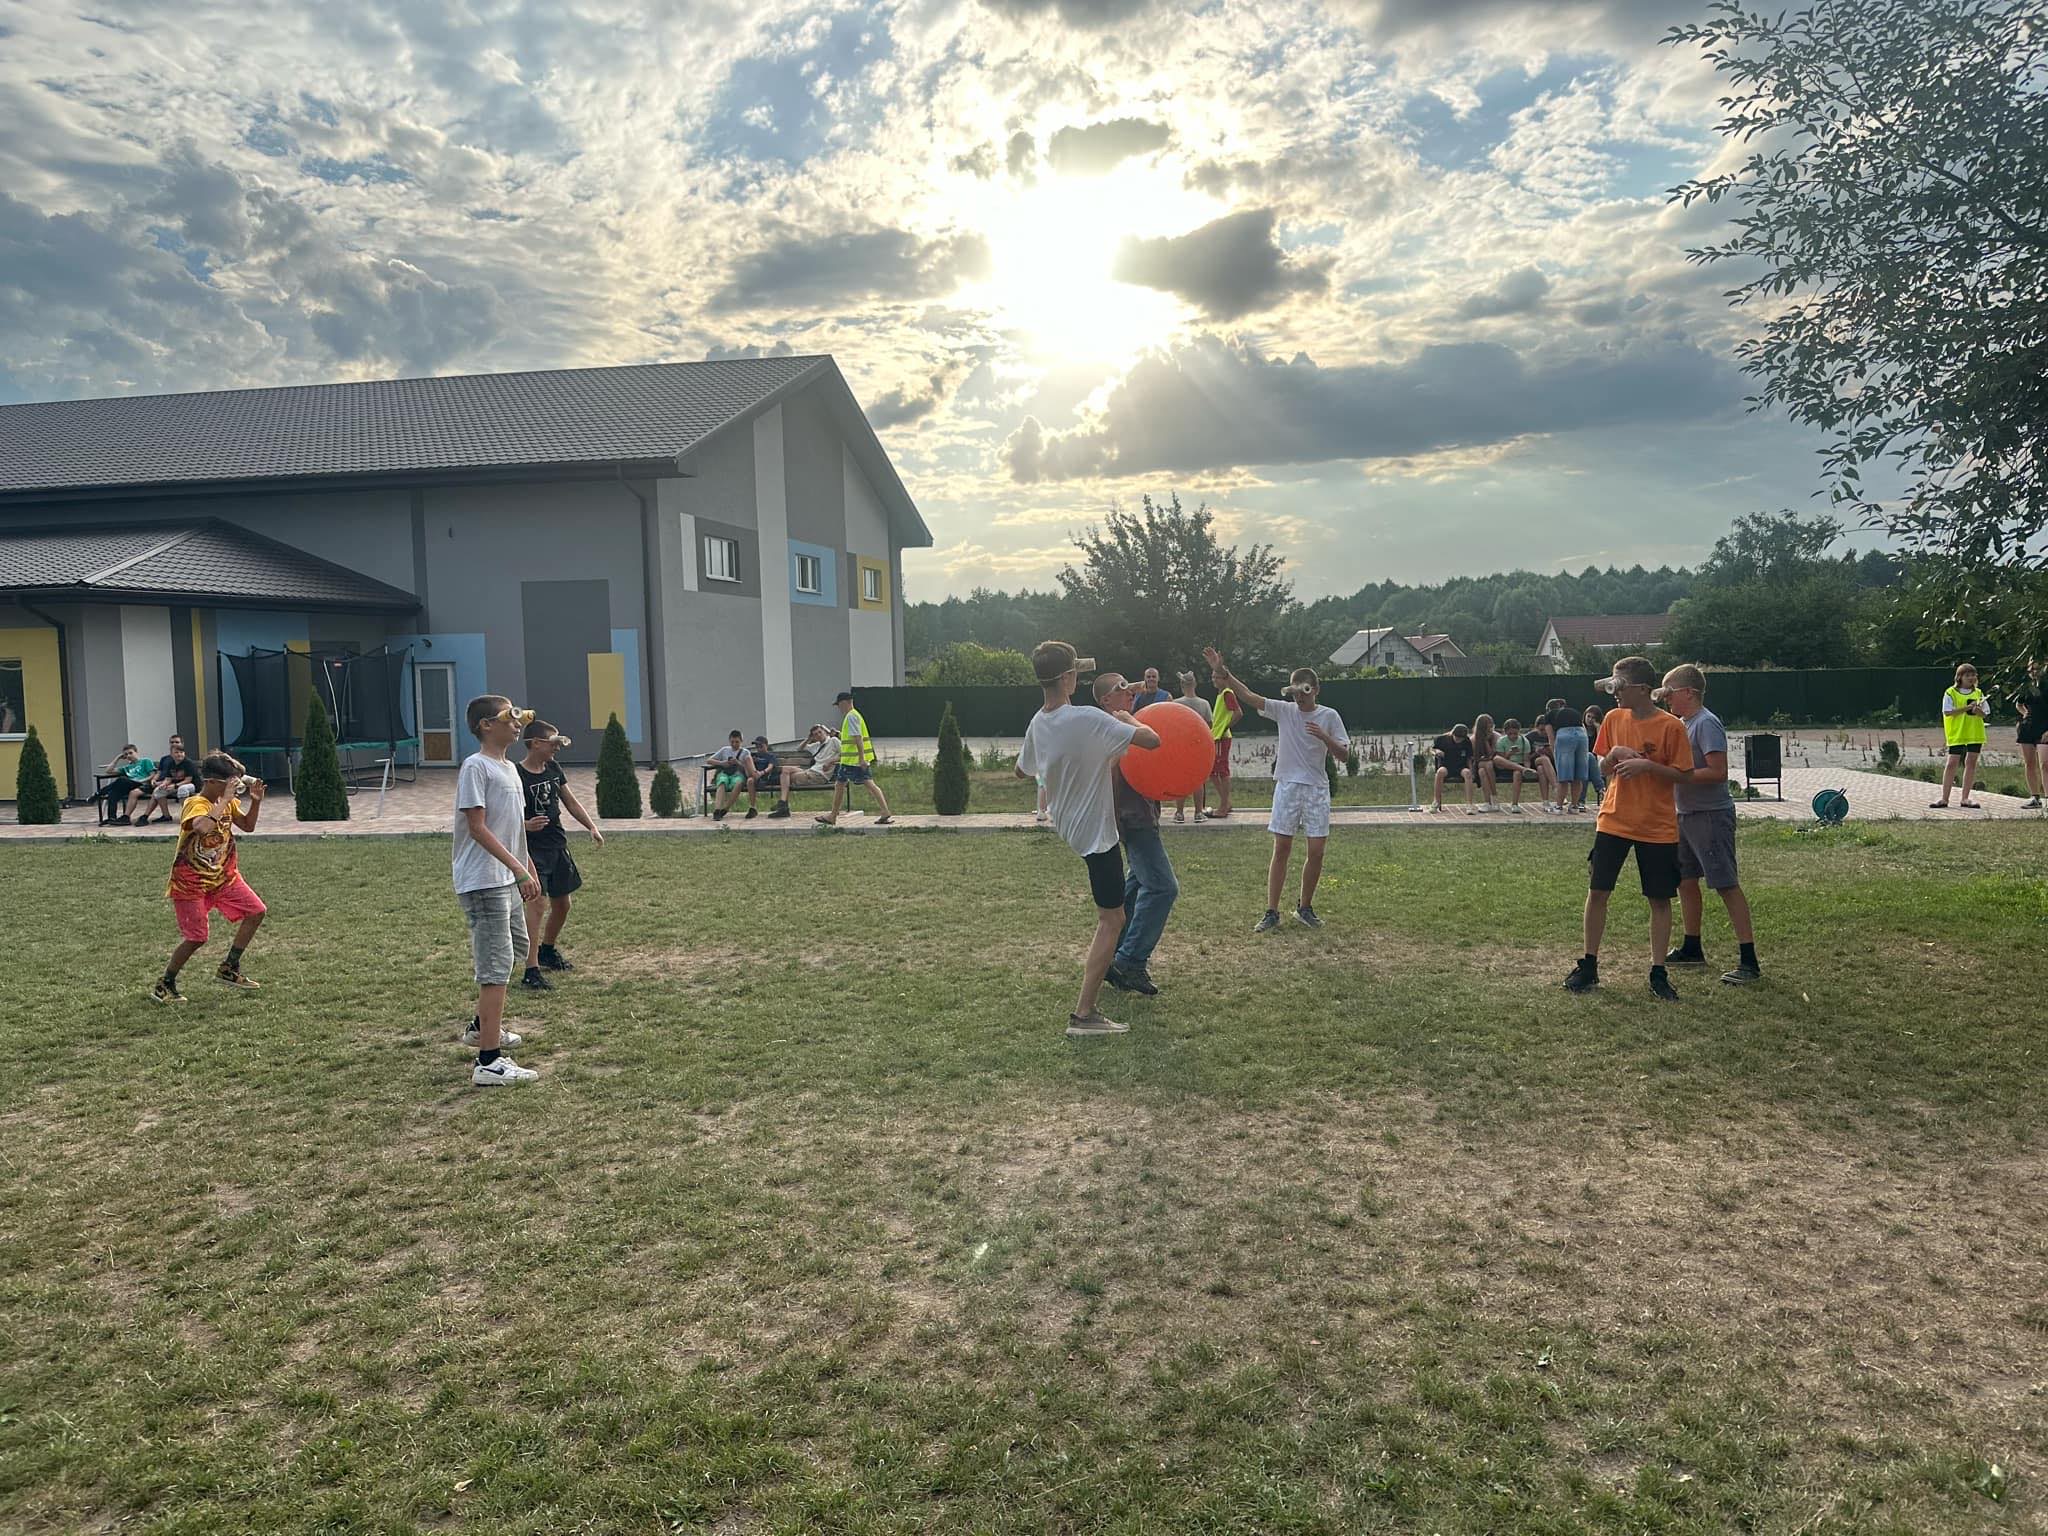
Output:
[530,841,583,899]
[1588,831,1680,900]
[1269,780,1332,839]
[785,767,834,790]
[1211,738,1232,779]
[2019,720,2045,747]
[152,781,197,804]
[1946,741,1983,757]
[458,884,529,987]
[172,875,266,943]
[712,770,747,790]
[1676,807,1740,890]
[834,764,871,784]
[1552,726,1590,784]
[1083,845,1125,909]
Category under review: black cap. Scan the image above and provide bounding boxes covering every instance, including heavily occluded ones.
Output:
[751,735,770,747]
[835,690,854,703]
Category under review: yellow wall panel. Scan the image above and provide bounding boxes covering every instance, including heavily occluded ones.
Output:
[587,651,627,732]
[0,626,67,796]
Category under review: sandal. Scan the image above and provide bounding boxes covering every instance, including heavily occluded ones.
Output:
[1958,800,1980,809]
[1928,801,1949,809]
[874,814,894,825]
[813,814,837,826]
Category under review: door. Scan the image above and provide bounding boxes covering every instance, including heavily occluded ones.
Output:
[416,662,457,766]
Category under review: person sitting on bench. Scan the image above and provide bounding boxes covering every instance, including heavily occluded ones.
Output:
[135,736,200,827]
[737,736,781,819]
[766,723,840,819]
[708,730,756,821]
[95,743,157,823]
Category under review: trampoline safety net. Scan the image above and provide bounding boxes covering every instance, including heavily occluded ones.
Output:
[221,645,415,764]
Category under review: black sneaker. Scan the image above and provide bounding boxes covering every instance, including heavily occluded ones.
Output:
[1105,964,1139,994]
[1562,959,1599,993]
[768,805,791,819]
[150,976,185,1005]
[1721,963,1762,986]
[745,807,758,819]
[712,808,727,821]
[538,944,574,972]
[521,966,552,991]
[1664,945,1707,966]
[1252,910,1281,935]
[1293,905,1324,930]
[1107,964,1159,997]
[1649,968,1681,1002]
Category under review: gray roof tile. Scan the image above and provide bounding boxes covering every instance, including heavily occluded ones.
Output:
[0,522,420,611]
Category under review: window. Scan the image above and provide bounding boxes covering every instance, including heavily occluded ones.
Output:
[862,565,882,603]
[703,535,740,583]
[0,658,22,738]
[795,553,821,594]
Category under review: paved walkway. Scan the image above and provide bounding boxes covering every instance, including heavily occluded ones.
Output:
[11,764,2040,842]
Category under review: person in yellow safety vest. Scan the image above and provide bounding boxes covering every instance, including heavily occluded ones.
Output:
[815,690,896,826]
[1931,662,1989,810]
[1204,685,1241,820]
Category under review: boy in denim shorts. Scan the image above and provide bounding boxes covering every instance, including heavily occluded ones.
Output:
[454,695,542,1086]
[1650,665,1760,984]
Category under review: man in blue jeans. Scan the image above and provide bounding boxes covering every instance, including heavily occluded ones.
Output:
[1098,676,1179,997]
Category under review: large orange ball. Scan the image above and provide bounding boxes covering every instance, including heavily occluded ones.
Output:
[1121,700,1214,800]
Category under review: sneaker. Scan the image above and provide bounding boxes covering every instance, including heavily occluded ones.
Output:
[712,808,727,821]
[150,977,185,1005]
[537,944,574,972]
[1649,969,1682,1002]
[1065,1013,1129,1038]
[1252,910,1282,934]
[471,1056,540,1086]
[768,805,791,818]
[2025,797,2042,809]
[745,807,758,819]
[462,1020,524,1049]
[1106,964,1158,996]
[1562,959,1599,993]
[1294,904,1324,929]
[1664,945,1708,966]
[1507,804,1524,815]
[1721,963,1762,986]
[216,966,260,991]
[521,967,552,991]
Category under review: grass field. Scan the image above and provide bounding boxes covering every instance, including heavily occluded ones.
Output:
[4,823,2043,1533]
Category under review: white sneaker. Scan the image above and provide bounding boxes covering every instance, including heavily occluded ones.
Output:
[471,1055,539,1086]
[461,1023,524,1049]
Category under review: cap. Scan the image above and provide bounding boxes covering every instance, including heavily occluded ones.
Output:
[1595,655,1659,694]
[835,690,855,703]
[1030,640,1096,683]
[751,735,771,747]
[522,718,570,747]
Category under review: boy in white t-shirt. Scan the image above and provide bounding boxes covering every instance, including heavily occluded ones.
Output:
[454,695,543,1087]
[1016,640,1160,1038]
[1204,648,1349,932]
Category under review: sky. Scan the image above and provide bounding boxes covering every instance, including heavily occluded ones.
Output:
[0,0,1834,602]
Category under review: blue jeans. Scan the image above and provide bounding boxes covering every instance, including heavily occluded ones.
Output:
[1115,824,1178,973]
[1552,725,1590,784]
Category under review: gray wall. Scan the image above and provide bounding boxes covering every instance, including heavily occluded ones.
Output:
[781,385,845,548]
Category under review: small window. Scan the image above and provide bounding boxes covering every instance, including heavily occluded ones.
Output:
[862,566,882,603]
[0,658,22,738]
[795,553,821,594]
[703,535,740,583]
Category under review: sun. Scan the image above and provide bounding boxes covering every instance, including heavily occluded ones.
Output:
[961,164,1218,361]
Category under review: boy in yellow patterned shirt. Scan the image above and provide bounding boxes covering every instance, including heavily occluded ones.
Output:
[153,752,267,1003]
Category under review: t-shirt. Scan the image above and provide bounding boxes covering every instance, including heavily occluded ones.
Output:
[166,791,242,898]
[1497,734,1530,766]
[1544,707,1583,736]
[453,751,526,894]
[1112,764,1159,831]
[1177,695,1209,720]
[1434,733,1473,775]
[156,753,198,786]
[120,758,156,784]
[1018,702,1140,857]
[749,748,780,779]
[1131,688,1171,711]
[1261,697,1348,787]
[710,745,748,773]
[1592,708,1691,843]
[805,735,841,768]
[518,759,568,851]
[1676,707,1733,815]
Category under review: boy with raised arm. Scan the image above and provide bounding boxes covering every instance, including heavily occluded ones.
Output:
[152,753,268,1003]
[455,695,542,1087]
[1204,647,1349,933]
[1015,642,1160,1037]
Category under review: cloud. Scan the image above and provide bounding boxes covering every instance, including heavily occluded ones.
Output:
[1005,130,1037,180]
[1046,117,1170,176]
[1111,208,1331,321]
[867,382,944,428]
[1001,334,1736,481]
[951,142,998,178]
[1455,265,1550,319]
[978,0,1157,29]
[710,227,992,312]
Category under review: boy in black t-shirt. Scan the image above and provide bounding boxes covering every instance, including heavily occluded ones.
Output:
[517,721,603,986]
[1431,723,1477,813]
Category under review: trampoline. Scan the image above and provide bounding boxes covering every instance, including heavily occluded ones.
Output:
[220,645,420,790]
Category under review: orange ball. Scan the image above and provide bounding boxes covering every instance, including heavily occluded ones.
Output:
[1121,700,1214,800]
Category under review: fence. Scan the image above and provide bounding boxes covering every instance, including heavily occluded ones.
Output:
[853,667,1955,738]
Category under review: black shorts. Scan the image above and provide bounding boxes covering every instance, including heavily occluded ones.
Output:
[1083,846,1125,910]
[530,842,583,899]
[1947,741,1983,757]
[1588,831,1679,899]
[2019,721,2045,747]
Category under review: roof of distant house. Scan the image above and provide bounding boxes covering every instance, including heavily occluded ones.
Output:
[1330,627,1399,666]
[1405,633,1464,656]
[1541,613,1674,647]
[0,520,420,611]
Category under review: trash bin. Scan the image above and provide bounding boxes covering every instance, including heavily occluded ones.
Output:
[1743,733,1782,801]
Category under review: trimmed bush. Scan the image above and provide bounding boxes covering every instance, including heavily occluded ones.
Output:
[649,761,681,817]
[294,698,350,822]
[595,713,642,819]
[1345,744,1360,777]
[1324,748,1340,796]
[14,724,61,824]
[934,701,970,815]
[1878,739,1901,770]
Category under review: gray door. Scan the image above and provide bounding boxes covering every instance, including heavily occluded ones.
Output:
[521,580,611,765]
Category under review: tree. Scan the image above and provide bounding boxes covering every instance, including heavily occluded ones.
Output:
[649,761,681,817]
[1667,511,1864,667]
[13,724,61,824]
[294,697,349,822]
[1056,493,1292,677]
[913,642,1036,687]
[1694,511,1845,589]
[933,702,970,814]
[595,713,641,819]
[1669,0,2048,675]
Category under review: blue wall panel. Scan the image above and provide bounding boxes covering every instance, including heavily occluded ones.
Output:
[788,538,839,608]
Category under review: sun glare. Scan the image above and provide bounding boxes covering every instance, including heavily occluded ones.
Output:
[962,165,1216,361]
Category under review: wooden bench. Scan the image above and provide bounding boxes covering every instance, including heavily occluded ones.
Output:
[692,743,841,811]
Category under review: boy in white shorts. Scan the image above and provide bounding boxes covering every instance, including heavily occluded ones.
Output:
[1204,648,1349,932]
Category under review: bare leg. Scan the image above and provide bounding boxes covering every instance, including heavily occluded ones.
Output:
[1462,769,1476,810]
[1300,837,1327,908]
[1076,906,1126,1018]
[165,937,205,977]
[2025,744,2044,799]
[866,778,892,817]
[543,894,571,946]
[1217,768,1232,817]
[474,982,507,1051]
[525,893,546,969]
[1267,834,1292,911]
[1935,755,1957,804]
[1678,876,1704,943]
[1582,889,1611,959]
[1648,898,1673,967]
[1959,753,1980,803]
[817,782,847,824]
[1717,884,1754,945]
[1432,767,1446,809]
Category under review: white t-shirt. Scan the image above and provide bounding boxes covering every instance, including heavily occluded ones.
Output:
[1261,696,1348,787]
[453,751,527,894]
[806,735,841,768]
[1017,703,1140,858]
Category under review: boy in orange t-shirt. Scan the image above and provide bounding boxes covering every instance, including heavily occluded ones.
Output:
[1562,657,1692,1002]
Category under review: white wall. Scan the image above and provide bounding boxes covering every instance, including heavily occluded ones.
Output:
[119,606,178,757]
[753,406,796,742]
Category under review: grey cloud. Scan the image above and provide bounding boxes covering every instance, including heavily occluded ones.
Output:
[1047,117,1169,176]
[710,227,992,313]
[951,142,998,178]
[1348,0,1694,41]
[1456,265,1550,319]
[979,0,1157,29]
[704,339,798,360]
[1005,130,1037,181]
[1111,208,1330,321]
[1000,334,1735,481]
[303,257,503,372]
[867,385,942,429]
